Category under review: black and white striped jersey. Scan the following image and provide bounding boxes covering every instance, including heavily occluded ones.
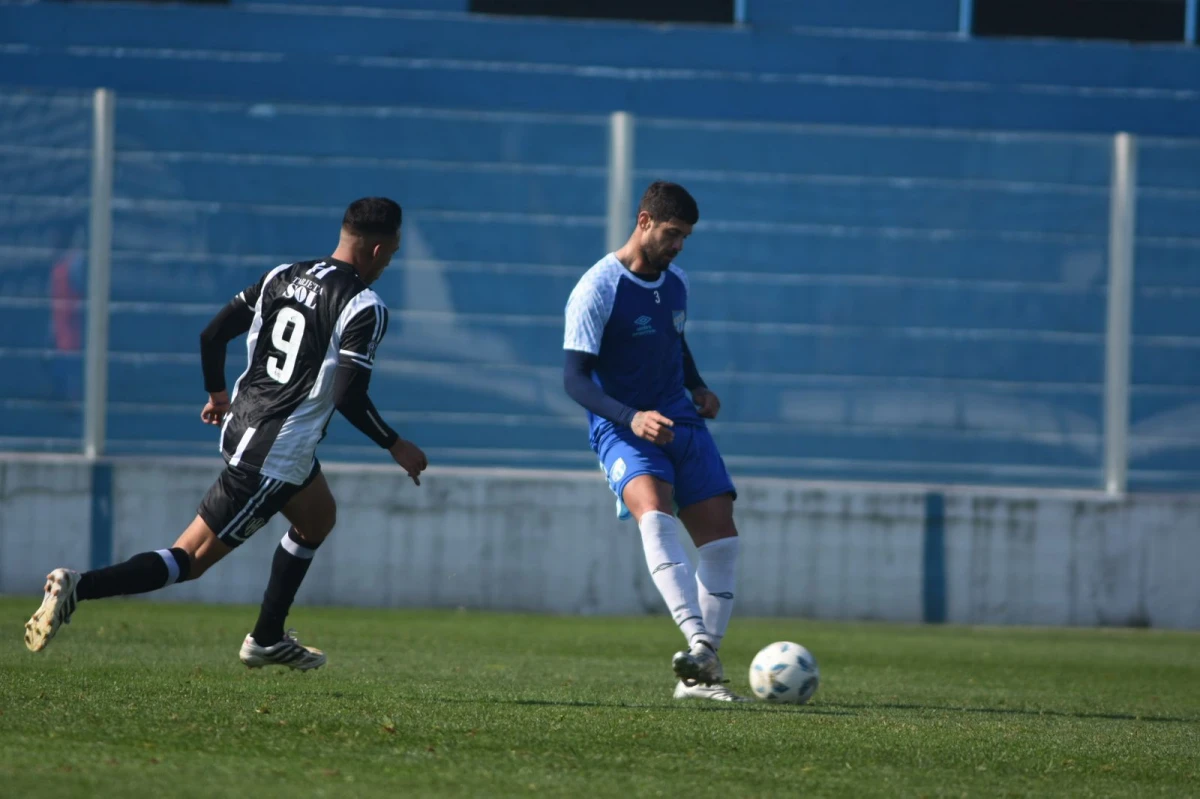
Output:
[219,258,390,484]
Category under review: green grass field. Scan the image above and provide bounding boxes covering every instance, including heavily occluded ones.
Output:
[1,597,1197,798]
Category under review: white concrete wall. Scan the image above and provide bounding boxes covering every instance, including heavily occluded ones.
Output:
[1,455,1197,629]
[943,494,1200,629]
[0,458,91,594]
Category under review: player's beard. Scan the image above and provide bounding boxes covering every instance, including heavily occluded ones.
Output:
[642,244,674,273]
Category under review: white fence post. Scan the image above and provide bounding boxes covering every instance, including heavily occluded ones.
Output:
[84,88,115,459]
[606,111,634,254]
[1103,132,1137,496]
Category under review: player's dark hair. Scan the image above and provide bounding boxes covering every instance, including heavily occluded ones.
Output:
[638,181,699,225]
[342,197,402,237]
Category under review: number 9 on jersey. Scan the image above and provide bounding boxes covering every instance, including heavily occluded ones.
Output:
[266,307,306,384]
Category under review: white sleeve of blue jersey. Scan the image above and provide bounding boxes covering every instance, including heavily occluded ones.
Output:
[563,265,618,355]
[669,264,689,298]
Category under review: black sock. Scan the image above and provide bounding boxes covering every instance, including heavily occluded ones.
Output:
[76,548,192,601]
[251,528,319,647]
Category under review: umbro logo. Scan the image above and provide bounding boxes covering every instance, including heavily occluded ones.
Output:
[635,315,651,325]
[633,315,656,337]
[652,561,682,575]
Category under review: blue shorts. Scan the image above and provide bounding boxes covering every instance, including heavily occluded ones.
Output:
[595,423,736,512]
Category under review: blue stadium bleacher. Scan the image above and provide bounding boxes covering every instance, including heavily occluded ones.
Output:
[2,3,1200,131]
[1,0,1198,489]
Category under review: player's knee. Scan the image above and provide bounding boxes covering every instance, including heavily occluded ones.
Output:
[297,502,336,544]
[711,512,738,539]
[293,526,332,548]
[692,526,737,548]
[628,497,674,522]
[680,494,738,546]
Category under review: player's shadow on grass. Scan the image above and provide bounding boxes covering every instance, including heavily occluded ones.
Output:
[823,701,1194,724]
[422,697,852,716]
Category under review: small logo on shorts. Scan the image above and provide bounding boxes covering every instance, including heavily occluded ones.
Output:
[610,457,627,483]
[243,517,266,537]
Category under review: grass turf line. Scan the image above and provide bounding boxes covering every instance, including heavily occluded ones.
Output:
[1,598,1197,797]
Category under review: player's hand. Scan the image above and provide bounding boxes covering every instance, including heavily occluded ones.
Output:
[389,437,428,486]
[201,391,230,426]
[631,410,674,445]
[692,388,721,420]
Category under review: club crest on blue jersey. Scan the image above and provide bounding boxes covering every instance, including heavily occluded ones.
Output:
[673,310,686,333]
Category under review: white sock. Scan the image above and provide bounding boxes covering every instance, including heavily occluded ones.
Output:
[696,536,739,650]
[639,510,709,646]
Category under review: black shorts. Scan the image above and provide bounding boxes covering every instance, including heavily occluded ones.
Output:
[198,460,321,548]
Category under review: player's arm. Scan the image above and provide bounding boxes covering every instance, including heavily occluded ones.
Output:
[332,365,397,448]
[198,270,276,397]
[199,295,253,393]
[561,275,638,425]
[562,351,674,443]
[335,303,427,484]
[562,350,636,426]
[198,292,255,425]
[681,335,720,419]
[681,335,706,392]
[562,278,674,444]
[673,266,720,420]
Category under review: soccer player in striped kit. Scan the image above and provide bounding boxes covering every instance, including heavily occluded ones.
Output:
[25,198,428,670]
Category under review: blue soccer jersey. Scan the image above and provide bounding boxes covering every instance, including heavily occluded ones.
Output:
[563,254,702,440]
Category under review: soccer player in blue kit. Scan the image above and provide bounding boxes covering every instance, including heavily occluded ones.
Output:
[562,182,747,702]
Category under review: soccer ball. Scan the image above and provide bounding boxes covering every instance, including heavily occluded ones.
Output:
[748,641,819,704]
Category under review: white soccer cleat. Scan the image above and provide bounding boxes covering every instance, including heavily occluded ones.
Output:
[24,568,81,652]
[673,679,752,702]
[671,639,724,685]
[239,630,326,671]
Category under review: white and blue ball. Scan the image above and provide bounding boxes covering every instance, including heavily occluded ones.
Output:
[749,641,819,704]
